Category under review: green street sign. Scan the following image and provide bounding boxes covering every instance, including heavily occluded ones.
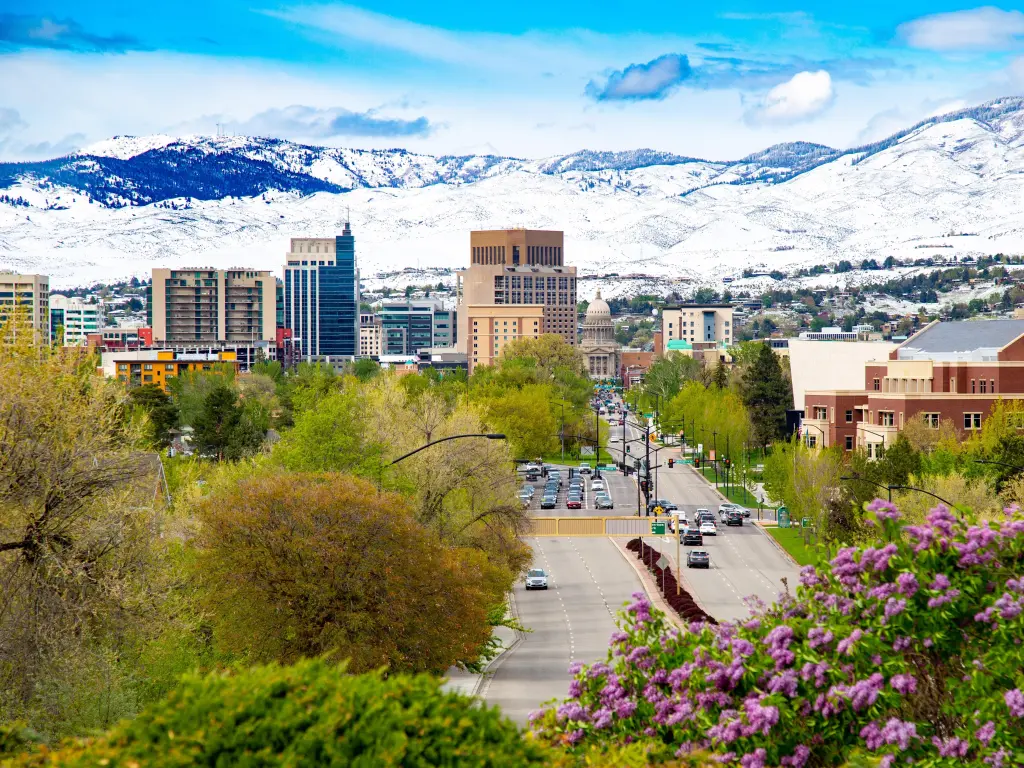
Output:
[801,517,812,529]
[651,521,666,535]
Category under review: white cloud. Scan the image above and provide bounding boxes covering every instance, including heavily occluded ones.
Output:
[899,7,1024,52]
[745,70,835,125]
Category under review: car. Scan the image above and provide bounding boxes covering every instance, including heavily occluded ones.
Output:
[718,503,739,520]
[596,496,614,510]
[523,463,541,474]
[646,498,678,514]
[591,479,606,492]
[520,484,535,495]
[540,496,557,509]
[726,511,743,526]
[699,521,717,536]
[686,550,711,569]
[578,463,592,475]
[566,498,582,509]
[609,436,621,443]
[525,568,549,590]
[683,528,703,546]
[525,471,539,481]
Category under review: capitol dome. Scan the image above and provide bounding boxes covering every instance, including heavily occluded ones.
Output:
[585,290,611,321]
[581,290,615,345]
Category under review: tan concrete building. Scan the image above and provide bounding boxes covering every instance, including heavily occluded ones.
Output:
[359,313,383,357]
[456,229,577,357]
[466,304,545,372]
[151,268,276,344]
[660,304,734,354]
[0,272,49,341]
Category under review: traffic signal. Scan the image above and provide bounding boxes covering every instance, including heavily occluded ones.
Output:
[724,458,731,469]
[668,458,675,468]
[693,457,700,468]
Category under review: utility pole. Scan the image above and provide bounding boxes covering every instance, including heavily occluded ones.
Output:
[726,433,730,497]
[594,404,601,468]
[712,430,719,488]
[644,418,652,513]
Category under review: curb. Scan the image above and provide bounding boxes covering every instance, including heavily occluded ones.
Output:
[610,537,687,630]
[756,524,801,567]
[474,590,527,699]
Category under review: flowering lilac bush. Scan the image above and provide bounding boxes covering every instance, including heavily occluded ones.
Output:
[534,503,1024,766]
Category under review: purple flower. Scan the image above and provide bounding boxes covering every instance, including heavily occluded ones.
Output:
[849,673,884,711]
[527,709,544,723]
[767,669,800,697]
[556,701,589,722]
[923,637,934,648]
[614,699,637,718]
[780,745,811,768]
[892,636,911,651]
[1005,688,1024,718]
[890,674,917,695]
[626,645,650,663]
[566,728,584,745]
[799,565,823,587]
[986,749,1010,768]
[868,498,901,521]
[610,631,628,643]
[740,748,767,768]
[932,736,969,758]
[930,573,951,590]
[568,660,584,675]
[884,598,907,619]
[808,627,834,649]
[896,572,919,596]
[976,720,996,744]
[567,679,583,698]
[836,628,863,655]
[995,593,1023,620]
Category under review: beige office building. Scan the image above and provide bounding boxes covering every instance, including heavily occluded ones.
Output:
[660,304,734,354]
[151,268,276,344]
[456,230,577,364]
[359,313,383,357]
[0,272,49,341]
[466,304,545,371]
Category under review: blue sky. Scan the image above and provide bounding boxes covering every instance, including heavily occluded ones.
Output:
[1,1,1023,160]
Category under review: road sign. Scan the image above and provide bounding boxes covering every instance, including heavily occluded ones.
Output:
[801,516,811,529]
[652,506,665,517]
[778,507,791,528]
[580,446,595,455]
[655,554,670,570]
[697,444,703,454]
[709,450,716,460]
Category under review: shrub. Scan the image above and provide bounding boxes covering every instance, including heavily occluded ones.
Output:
[535,503,1024,766]
[8,659,552,767]
[626,539,717,624]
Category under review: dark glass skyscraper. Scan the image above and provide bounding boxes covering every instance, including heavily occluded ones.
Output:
[283,222,360,359]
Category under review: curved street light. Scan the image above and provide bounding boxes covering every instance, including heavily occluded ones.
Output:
[379,433,506,490]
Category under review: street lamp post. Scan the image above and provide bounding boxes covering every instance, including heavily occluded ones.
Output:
[380,433,506,490]
[712,430,719,488]
[858,427,888,459]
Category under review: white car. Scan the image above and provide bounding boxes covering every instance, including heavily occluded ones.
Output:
[609,436,621,443]
[525,568,548,590]
[699,521,718,536]
[591,479,606,492]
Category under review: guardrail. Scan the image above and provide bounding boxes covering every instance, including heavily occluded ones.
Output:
[525,516,675,537]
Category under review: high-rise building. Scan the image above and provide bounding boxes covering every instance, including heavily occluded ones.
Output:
[283,223,360,360]
[359,313,383,357]
[659,304,734,353]
[376,298,458,355]
[50,294,102,346]
[0,272,49,342]
[456,229,576,372]
[150,268,276,344]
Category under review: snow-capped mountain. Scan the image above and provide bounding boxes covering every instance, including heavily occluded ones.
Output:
[2,97,1024,289]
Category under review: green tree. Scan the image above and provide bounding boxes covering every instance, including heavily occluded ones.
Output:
[743,343,791,449]
[272,389,380,476]
[192,383,263,461]
[352,357,381,381]
[483,384,558,459]
[712,359,728,389]
[127,384,179,447]
[875,432,921,487]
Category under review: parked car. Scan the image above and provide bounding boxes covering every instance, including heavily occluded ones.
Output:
[686,550,710,569]
[579,463,592,475]
[683,528,704,546]
[699,521,718,536]
[725,511,743,526]
[596,496,614,510]
[525,568,548,590]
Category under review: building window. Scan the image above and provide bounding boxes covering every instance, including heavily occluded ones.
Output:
[971,379,976,393]
[991,379,996,394]
[845,409,853,423]
[873,378,880,391]
[923,413,940,428]
[964,413,982,430]
[980,379,987,393]
[813,406,827,420]
[845,435,853,450]
[880,411,894,427]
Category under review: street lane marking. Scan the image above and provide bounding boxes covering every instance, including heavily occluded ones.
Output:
[533,538,576,660]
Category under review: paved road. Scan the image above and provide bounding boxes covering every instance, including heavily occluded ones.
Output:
[483,461,642,724]
[606,414,801,623]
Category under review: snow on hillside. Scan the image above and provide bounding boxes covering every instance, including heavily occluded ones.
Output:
[2,98,1024,288]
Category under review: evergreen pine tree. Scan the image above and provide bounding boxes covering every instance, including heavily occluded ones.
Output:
[743,343,791,449]
[713,360,728,389]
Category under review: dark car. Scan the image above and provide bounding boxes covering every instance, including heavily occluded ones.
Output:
[686,550,710,569]
[682,528,703,546]
[540,496,557,509]
[726,511,743,526]
[647,498,678,514]
[525,470,539,481]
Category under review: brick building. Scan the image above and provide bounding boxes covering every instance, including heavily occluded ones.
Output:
[802,320,1024,456]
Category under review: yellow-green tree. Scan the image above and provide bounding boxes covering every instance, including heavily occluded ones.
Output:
[195,472,504,673]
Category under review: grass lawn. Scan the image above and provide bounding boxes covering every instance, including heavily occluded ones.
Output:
[693,466,760,506]
[766,525,821,567]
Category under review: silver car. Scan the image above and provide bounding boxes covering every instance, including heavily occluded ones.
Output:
[596,496,614,510]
